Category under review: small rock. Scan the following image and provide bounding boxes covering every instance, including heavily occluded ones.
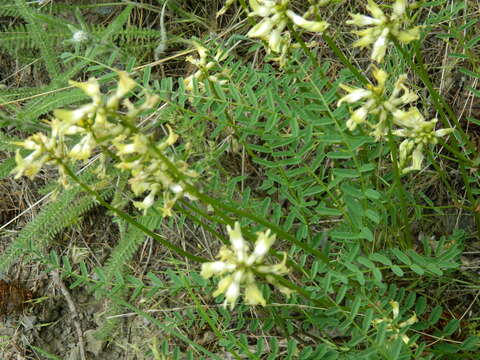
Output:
[84,329,104,357]
[21,315,37,331]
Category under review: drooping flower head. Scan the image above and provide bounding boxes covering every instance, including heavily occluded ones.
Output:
[372,301,418,346]
[337,67,453,174]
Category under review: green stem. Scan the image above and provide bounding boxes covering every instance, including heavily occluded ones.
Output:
[437,139,475,166]
[425,149,461,206]
[178,200,315,275]
[56,162,334,307]
[458,163,480,239]
[386,129,413,248]
[266,272,335,309]
[287,23,324,72]
[323,33,368,85]
[176,200,229,244]
[189,186,332,264]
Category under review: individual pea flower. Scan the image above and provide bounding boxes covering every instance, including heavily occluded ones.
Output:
[391,107,453,173]
[11,133,62,179]
[216,0,236,17]
[53,77,103,129]
[106,70,137,109]
[347,0,421,63]
[216,0,340,18]
[201,222,290,310]
[372,301,418,346]
[183,41,229,93]
[246,0,329,55]
[68,133,97,161]
[337,66,418,139]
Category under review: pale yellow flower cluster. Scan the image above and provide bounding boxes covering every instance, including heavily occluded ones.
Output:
[217,0,340,18]
[337,66,418,140]
[338,2,452,173]
[244,0,329,64]
[337,67,453,173]
[201,222,291,309]
[183,41,229,93]
[347,0,420,63]
[392,108,453,173]
[372,301,418,346]
[13,132,68,185]
[113,126,198,215]
[13,71,197,215]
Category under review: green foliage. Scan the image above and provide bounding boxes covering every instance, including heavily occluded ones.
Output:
[0,157,16,181]
[0,2,137,131]
[102,214,165,283]
[161,50,385,247]
[13,0,59,77]
[0,178,112,274]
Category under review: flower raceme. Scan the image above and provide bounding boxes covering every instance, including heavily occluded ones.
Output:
[347,0,421,63]
[242,0,329,64]
[183,41,229,93]
[337,68,453,173]
[13,133,65,182]
[337,66,418,139]
[12,73,134,184]
[201,222,290,310]
[392,108,454,173]
[12,71,197,215]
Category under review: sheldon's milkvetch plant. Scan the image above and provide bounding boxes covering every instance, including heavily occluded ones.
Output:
[3,0,480,358]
